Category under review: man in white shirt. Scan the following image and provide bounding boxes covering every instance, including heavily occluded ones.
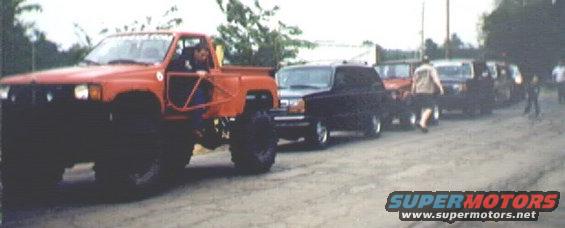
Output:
[412,57,444,133]
[552,60,565,103]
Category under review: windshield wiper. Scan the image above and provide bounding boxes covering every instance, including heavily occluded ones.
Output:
[107,59,151,65]
[288,85,323,89]
[81,59,100,66]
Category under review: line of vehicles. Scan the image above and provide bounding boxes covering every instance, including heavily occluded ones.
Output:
[274,58,525,147]
[0,31,526,203]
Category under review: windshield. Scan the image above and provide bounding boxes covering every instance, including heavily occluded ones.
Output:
[84,34,174,65]
[435,63,473,80]
[276,67,333,89]
[376,64,411,79]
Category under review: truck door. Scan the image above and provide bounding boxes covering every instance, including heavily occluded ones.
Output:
[331,67,358,128]
[165,36,216,113]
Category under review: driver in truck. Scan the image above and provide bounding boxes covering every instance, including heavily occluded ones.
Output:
[188,44,217,148]
[169,43,216,148]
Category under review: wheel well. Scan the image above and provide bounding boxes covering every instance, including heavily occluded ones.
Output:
[243,90,273,113]
[112,91,162,115]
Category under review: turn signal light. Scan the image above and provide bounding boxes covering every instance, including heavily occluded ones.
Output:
[89,85,102,101]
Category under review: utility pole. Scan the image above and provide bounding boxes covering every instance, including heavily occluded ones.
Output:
[0,0,4,77]
[445,0,451,59]
[420,1,425,60]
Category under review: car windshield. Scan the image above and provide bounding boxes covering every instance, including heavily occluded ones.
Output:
[376,64,411,79]
[276,67,333,89]
[83,34,174,65]
[435,63,473,80]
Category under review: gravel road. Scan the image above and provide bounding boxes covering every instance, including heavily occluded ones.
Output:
[3,93,565,228]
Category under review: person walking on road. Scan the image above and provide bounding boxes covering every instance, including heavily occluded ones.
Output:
[524,75,541,118]
[412,57,444,133]
[552,60,565,103]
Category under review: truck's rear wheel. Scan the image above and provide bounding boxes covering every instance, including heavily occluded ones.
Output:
[363,114,382,138]
[230,111,277,173]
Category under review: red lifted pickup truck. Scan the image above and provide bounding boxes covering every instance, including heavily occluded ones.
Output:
[0,31,279,200]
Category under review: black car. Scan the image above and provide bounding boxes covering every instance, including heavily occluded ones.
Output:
[274,62,387,148]
[432,59,495,116]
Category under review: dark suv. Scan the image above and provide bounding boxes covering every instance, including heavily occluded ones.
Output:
[432,59,495,115]
[274,63,386,148]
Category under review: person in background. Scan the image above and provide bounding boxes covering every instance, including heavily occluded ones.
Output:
[552,60,565,104]
[524,75,541,117]
[411,57,444,133]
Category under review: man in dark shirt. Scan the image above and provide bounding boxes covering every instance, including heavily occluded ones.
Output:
[167,43,215,148]
[188,44,212,141]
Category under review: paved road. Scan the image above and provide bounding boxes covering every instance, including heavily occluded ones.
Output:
[3,94,565,227]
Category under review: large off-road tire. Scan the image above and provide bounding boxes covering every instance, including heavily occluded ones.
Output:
[230,111,278,173]
[1,112,65,206]
[94,101,167,196]
[161,123,195,181]
[305,119,330,148]
[363,114,382,138]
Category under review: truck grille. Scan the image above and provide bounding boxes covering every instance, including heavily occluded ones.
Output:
[7,85,75,106]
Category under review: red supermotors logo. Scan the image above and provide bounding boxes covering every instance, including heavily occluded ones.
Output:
[385,191,560,223]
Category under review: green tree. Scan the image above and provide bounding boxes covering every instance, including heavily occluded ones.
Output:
[1,0,42,76]
[215,0,315,67]
[424,39,442,59]
[362,40,375,47]
[482,0,562,78]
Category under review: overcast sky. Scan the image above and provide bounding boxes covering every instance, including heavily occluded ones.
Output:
[23,0,495,50]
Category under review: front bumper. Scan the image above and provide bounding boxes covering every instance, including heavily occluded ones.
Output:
[1,85,112,163]
[271,109,313,139]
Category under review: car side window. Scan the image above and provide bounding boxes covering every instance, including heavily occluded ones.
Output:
[360,67,384,89]
[169,36,214,71]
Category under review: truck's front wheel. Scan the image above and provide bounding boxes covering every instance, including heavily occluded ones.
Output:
[94,102,166,196]
[230,111,277,173]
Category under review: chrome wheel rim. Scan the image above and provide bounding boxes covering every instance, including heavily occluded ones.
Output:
[433,105,440,120]
[316,121,328,144]
[409,113,417,126]
[372,115,382,134]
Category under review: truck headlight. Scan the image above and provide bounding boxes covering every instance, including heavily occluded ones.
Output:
[0,85,10,100]
[452,84,467,92]
[74,84,102,101]
[515,74,523,85]
[288,99,306,114]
